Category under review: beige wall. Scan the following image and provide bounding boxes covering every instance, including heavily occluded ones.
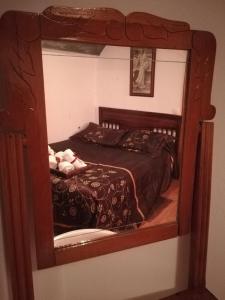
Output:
[0,1,225,300]
[33,236,190,300]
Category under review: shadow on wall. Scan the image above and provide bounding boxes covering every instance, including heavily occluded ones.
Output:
[127,235,190,300]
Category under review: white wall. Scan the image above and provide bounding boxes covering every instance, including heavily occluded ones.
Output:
[42,49,98,143]
[97,46,186,115]
[1,1,225,300]
[33,236,190,300]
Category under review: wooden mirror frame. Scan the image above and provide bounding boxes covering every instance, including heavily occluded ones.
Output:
[0,7,216,270]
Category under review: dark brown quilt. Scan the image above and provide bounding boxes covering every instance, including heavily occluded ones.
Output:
[50,137,173,233]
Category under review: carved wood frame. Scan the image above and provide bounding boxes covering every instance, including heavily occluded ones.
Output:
[0,6,216,279]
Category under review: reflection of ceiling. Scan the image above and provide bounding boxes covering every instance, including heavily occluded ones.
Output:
[42,40,105,55]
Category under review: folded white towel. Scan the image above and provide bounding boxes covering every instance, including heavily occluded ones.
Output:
[55,151,64,163]
[58,161,74,174]
[63,149,76,163]
[73,158,87,169]
[49,155,57,169]
[48,145,55,156]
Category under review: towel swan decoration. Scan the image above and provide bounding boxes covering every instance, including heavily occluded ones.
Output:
[48,146,87,174]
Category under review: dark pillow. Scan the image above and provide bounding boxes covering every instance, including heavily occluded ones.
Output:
[146,132,176,158]
[146,132,178,177]
[70,122,127,146]
[119,129,152,152]
[119,129,176,156]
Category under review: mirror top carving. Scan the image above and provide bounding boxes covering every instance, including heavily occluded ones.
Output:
[0,6,216,269]
[40,6,192,49]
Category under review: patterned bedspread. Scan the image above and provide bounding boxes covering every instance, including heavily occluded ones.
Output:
[52,162,144,232]
[50,138,173,233]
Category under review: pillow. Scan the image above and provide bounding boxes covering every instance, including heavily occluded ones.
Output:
[119,129,152,152]
[119,129,176,156]
[70,122,127,146]
[146,132,176,158]
[146,132,178,177]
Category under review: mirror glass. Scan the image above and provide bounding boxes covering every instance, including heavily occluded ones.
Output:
[41,41,188,249]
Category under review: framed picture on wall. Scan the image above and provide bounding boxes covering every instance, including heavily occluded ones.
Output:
[130,47,156,97]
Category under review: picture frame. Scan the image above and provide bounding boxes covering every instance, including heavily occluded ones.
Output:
[130,47,156,97]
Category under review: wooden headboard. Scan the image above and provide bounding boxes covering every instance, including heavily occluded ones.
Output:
[99,106,181,138]
[99,106,182,177]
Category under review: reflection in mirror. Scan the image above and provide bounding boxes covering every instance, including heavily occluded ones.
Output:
[41,42,187,249]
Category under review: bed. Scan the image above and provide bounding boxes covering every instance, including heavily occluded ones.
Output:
[50,107,181,235]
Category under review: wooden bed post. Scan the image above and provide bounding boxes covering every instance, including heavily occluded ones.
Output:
[189,121,214,289]
[161,121,216,299]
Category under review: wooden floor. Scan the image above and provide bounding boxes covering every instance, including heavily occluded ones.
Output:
[140,179,179,228]
[161,288,218,299]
